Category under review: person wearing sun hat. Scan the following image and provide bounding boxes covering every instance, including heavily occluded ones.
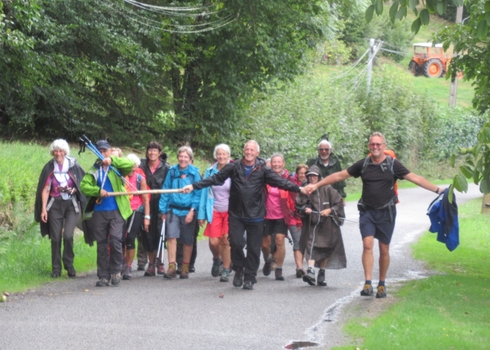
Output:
[295,165,346,287]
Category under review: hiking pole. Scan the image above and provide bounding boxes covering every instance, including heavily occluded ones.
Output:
[78,135,137,191]
[107,189,183,197]
[155,219,166,274]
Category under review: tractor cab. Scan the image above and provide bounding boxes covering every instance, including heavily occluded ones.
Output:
[409,43,450,78]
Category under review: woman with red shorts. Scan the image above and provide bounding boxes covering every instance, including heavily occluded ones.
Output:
[198,144,232,282]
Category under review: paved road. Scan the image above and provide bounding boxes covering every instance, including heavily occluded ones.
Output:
[0,185,481,350]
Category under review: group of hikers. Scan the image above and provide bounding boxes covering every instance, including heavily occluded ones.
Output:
[35,132,443,297]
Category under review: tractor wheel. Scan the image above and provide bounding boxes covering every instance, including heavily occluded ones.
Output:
[408,60,419,75]
[423,59,443,78]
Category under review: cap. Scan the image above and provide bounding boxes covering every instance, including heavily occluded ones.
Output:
[306,170,320,177]
[95,140,111,150]
[306,165,321,178]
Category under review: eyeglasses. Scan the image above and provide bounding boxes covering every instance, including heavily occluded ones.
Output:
[368,143,385,148]
[318,148,331,152]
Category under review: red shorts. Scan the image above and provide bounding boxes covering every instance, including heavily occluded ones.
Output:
[203,211,229,238]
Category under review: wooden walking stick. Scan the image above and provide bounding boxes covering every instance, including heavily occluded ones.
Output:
[107,189,183,196]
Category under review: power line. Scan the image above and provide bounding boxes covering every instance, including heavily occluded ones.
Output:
[104,0,238,34]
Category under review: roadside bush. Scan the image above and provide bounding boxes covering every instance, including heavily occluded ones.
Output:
[422,107,486,160]
[238,70,366,169]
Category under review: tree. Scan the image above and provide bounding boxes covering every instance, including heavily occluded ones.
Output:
[1,0,330,151]
[0,0,172,145]
[366,0,490,198]
[157,0,329,152]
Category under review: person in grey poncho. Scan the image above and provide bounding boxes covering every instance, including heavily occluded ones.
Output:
[295,165,347,287]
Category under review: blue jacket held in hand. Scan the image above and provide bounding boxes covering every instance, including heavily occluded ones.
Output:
[427,188,459,251]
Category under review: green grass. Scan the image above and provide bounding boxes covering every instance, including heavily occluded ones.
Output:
[334,198,490,349]
[0,228,96,293]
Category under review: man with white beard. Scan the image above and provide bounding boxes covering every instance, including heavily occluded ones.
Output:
[306,139,346,204]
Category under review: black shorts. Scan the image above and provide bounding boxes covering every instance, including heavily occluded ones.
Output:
[263,218,288,237]
[359,208,397,245]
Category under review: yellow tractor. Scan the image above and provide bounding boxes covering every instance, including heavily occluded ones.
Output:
[408,43,451,78]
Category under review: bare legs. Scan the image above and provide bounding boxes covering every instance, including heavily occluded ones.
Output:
[362,236,390,282]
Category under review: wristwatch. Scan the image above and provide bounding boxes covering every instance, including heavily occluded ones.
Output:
[144,215,151,220]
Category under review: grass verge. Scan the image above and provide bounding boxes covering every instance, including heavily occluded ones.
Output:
[0,223,96,293]
[334,198,490,349]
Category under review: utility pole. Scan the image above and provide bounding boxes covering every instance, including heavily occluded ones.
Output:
[367,38,374,96]
[449,6,463,107]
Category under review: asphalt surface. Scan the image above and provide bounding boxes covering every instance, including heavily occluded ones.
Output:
[0,185,481,350]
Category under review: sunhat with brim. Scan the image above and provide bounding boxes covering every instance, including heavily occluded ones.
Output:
[306,165,321,178]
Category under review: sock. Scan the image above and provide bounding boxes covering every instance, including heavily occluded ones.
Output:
[378,280,385,287]
[365,280,372,286]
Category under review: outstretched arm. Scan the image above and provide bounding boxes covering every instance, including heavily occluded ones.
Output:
[403,172,441,193]
[305,170,351,194]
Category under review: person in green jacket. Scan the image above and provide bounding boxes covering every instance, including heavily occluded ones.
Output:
[81,140,134,287]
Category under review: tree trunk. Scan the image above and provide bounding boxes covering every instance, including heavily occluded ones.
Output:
[481,193,490,214]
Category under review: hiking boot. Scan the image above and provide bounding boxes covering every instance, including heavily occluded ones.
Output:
[144,263,155,277]
[137,263,146,271]
[242,280,254,290]
[275,267,285,281]
[189,264,195,273]
[262,256,272,276]
[296,269,304,278]
[157,263,165,275]
[180,264,190,279]
[233,267,244,287]
[164,263,177,279]
[95,278,110,287]
[360,283,374,296]
[376,285,387,298]
[67,266,76,278]
[122,266,132,280]
[211,257,221,277]
[51,271,61,278]
[111,273,121,286]
[317,269,326,287]
[220,268,230,282]
[302,268,316,286]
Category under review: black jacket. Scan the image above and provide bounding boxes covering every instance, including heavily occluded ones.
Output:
[140,155,170,238]
[192,157,300,219]
[34,157,86,237]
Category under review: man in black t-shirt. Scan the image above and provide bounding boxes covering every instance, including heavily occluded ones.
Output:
[305,132,442,299]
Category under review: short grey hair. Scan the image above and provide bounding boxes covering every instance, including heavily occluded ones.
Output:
[369,131,386,143]
[317,139,332,149]
[50,139,70,156]
[213,143,231,159]
[126,153,141,167]
[270,153,285,163]
[178,145,194,160]
[244,140,260,153]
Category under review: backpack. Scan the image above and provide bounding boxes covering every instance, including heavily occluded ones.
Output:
[361,150,399,202]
